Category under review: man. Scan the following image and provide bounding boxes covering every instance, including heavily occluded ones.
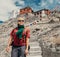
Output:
[6,17,30,57]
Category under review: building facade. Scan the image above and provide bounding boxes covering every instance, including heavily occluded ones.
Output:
[20,7,33,14]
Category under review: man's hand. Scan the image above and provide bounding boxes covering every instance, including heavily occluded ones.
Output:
[6,46,10,52]
[25,49,29,55]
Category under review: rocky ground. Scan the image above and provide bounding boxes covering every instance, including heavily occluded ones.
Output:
[0,22,60,57]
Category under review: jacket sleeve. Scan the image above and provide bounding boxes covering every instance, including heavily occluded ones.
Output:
[10,29,14,37]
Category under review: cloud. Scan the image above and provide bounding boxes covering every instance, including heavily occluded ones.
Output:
[0,0,19,21]
[41,1,47,7]
[38,0,60,10]
[19,0,25,5]
[14,0,25,6]
[58,2,60,4]
[49,0,53,4]
[38,0,48,9]
[57,0,60,4]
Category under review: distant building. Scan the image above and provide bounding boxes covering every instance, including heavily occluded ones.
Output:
[19,7,51,16]
[33,9,51,17]
[19,7,51,21]
[20,7,33,14]
[32,9,51,21]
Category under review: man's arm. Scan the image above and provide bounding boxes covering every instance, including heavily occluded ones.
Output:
[26,38,29,50]
[8,29,14,46]
[6,36,13,52]
[25,27,30,55]
[7,36,13,46]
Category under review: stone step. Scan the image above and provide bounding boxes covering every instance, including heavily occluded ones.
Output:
[30,45,40,49]
[30,43,39,47]
[30,47,41,51]
[30,50,42,54]
[27,55,42,57]
[29,41,39,45]
[30,46,41,51]
[28,52,42,56]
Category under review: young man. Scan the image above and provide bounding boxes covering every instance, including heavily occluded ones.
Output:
[6,17,30,57]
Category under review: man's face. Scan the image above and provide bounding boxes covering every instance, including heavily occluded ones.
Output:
[18,20,24,25]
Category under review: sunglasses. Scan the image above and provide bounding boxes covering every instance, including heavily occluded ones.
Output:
[18,20,24,22]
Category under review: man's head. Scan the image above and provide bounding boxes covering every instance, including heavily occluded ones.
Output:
[17,17,25,25]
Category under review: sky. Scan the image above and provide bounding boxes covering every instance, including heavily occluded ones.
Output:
[0,0,60,21]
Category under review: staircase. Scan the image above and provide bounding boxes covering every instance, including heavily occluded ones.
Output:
[27,31,42,57]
